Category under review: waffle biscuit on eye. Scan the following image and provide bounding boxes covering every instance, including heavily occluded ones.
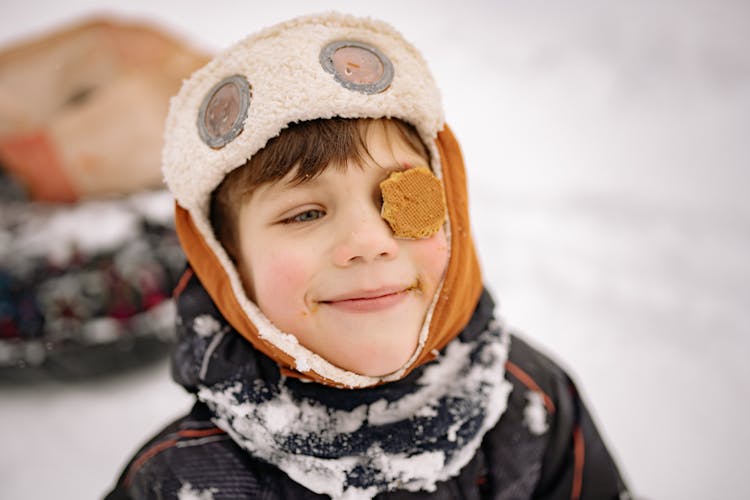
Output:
[380,166,446,239]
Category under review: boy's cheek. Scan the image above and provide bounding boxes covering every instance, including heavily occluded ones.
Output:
[253,252,311,311]
[410,229,450,280]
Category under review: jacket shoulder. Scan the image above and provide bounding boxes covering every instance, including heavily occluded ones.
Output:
[482,333,629,500]
[105,403,268,499]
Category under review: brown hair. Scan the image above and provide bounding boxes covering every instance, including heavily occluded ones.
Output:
[210,117,428,258]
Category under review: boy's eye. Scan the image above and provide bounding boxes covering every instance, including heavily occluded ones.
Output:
[285,209,325,224]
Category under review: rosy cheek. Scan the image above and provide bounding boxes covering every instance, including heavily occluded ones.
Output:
[411,230,450,282]
[254,252,310,315]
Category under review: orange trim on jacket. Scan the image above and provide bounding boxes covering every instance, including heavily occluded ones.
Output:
[505,360,557,414]
[124,427,226,487]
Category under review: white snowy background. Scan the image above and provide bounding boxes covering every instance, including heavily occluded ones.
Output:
[1,1,748,499]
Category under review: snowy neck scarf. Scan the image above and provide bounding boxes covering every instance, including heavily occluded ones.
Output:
[174,273,512,499]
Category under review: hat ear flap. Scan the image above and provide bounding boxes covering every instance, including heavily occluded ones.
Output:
[419,125,484,363]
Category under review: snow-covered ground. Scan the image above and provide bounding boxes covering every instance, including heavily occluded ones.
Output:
[1,1,748,499]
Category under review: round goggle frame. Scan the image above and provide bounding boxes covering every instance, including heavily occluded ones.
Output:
[320,40,394,95]
[197,74,251,149]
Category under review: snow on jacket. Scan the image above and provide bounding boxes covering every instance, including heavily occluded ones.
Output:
[106,269,629,500]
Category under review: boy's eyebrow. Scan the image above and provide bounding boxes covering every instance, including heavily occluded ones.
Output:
[377,161,424,173]
[277,157,425,191]
[368,155,422,172]
[282,171,325,189]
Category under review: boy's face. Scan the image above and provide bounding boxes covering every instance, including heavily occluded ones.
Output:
[235,121,449,376]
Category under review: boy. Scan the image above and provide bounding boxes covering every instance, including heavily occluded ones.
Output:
[107,13,629,499]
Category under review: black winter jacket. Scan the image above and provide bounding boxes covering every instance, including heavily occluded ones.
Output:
[106,277,628,500]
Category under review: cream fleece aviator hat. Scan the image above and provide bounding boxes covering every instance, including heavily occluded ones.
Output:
[163,12,483,388]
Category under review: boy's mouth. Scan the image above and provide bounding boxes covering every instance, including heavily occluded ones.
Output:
[318,282,421,313]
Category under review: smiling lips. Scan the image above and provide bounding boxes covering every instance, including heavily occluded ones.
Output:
[320,284,419,313]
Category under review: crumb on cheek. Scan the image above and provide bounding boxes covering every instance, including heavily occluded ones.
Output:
[380,166,446,239]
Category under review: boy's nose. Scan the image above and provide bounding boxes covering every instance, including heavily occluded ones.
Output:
[332,206,399,266]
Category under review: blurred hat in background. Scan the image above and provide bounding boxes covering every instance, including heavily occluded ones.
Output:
[0,17,209,202]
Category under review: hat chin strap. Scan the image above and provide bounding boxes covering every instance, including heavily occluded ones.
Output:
[175,125,483,388]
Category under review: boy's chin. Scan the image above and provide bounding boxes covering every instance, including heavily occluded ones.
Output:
[326,336,420,377]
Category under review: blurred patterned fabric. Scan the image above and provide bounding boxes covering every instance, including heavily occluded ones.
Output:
[0,18,208,379]
[0,170,186,379]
